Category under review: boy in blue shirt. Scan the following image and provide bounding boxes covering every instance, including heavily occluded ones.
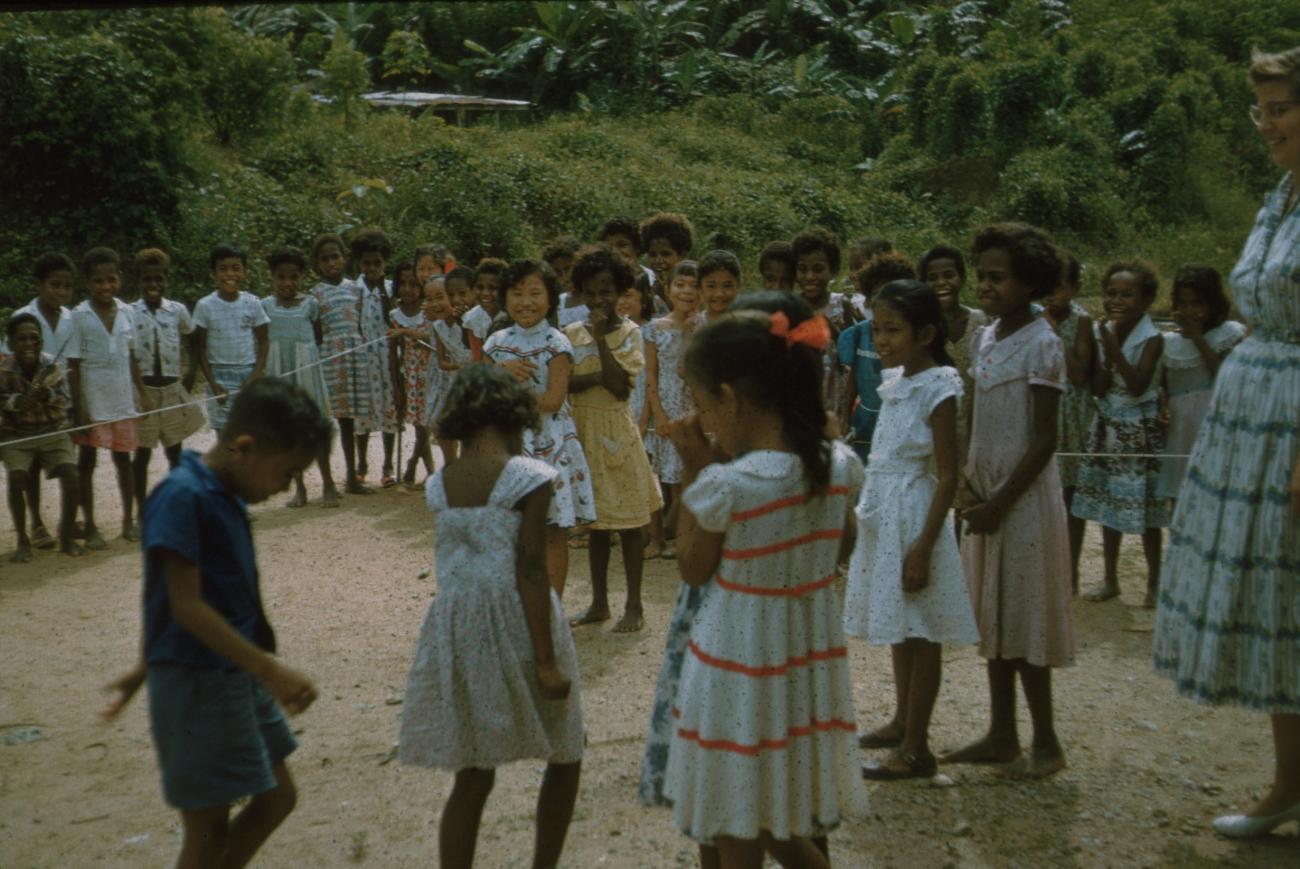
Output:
[103,378,331,868]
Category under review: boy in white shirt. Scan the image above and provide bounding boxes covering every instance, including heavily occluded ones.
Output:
[130,248,205,498]
[193,243,270,436]
[66,247,147,549]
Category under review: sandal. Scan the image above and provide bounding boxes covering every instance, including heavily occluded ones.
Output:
[30,526,56,550]
[858,728,903,749]
[861,750,937,781]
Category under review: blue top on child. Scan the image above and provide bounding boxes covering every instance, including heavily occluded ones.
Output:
[142,450,275,670]
[836,318,883,462]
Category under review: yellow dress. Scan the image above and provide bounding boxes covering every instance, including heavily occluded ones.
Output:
[565,319,663,530]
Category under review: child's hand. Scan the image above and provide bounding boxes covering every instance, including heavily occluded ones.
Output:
[500,358,536,383]
[661,414,715,472]
[588,307,614,337]
[212,383,229,405]
[1174,311,1204,340]
[901,546,930,593]
[1099,321,1122,358]
[653,408,671,430]
[260,661,318,716]
[101,662,146,720]
[961,500,1005,535]
[535,660,571,700]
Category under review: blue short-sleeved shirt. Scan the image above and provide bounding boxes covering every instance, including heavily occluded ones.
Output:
[143,450,275,670]
[836,318,883,451]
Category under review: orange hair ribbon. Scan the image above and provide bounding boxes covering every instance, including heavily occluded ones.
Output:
[769,311,832,351]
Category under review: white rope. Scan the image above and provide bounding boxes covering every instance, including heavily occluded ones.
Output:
[1056,451,1190,459]
[0,335,389,451]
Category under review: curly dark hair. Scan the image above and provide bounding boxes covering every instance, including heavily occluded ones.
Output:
[267,246,307,273]
[1102,260,1160,301]
[349,227,392,260]
[639,212,694,256]
[970,222,1061,300]
[541,235,580,265]
[791,226,842,274]
[854,250,916,297]
[917,244,965,282]
[1172,263,1230,327]
[499,258,560,315]
[571,243,636,294]
[436,363,541,440]
[311,232,345,265]
[597,216,641,251]
[82,246,121,277]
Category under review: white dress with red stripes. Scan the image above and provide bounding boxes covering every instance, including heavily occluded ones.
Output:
[664,443,868,842]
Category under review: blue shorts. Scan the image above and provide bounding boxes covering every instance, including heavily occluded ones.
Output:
[147,664,298,811]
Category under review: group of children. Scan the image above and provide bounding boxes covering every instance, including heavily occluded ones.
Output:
[7,211,1245,867]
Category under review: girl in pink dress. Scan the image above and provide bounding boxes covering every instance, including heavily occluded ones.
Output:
[945,222,1074,781]
[386,261,436,486]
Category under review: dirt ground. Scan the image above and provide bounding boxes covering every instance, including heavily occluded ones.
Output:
[1,430,1296,868]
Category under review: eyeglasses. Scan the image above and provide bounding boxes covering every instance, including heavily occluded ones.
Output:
[1250,100,1300,125]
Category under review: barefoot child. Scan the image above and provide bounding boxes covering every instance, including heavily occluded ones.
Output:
[1156,264,1245,503]
[350,229,400,487]
[130,248,205,500]
[1072,261,1169,606]
[310,232,370,494]
[67,246,147,548]
[101,378,328,869]
[645,260,699,559]
[843,281,979,779]
[567,244,661,632]
[194,244,270,439]
[386,260,435,486]
[946,222,1074,780]
[1,313,83,561]
[431,265,482,465]
[661,304,865,867]
[398,364,583,869]
[261,246,339,507]
[483,260,595,596]
[1041,251,1095,592]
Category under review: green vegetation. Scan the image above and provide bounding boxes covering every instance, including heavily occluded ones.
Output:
[1,2,1296,310]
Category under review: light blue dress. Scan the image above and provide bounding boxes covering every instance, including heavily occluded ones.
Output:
[1153,173,1300,712]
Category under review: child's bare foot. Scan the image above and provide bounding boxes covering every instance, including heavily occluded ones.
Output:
[858,722,905,749]
[9,542,33,563]
[1084,583,1120,603]
[995,747,1066,780]
[321,488,341,508]
[345,479,374,495]
[121,523,140,542]
[643,540,663,560]
[287,488,307,508]
[30,525,56,550]
[61,539,87,557]
[570,605,610,627]
[941,735,1021,765]
[661,541,677,560]
[612,609,644,633]
[84,530,108,551]
[536,662,572,700]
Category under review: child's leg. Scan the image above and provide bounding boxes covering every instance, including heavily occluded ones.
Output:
[416,426,434,474]
[338,419,370,494]
[163,442,183,469]
[381,432,395,480]
[77,445,105,549]
[111,449,137,540]
[699,845,721,869]
[1250,713,1300,816]
[7,470,32,562]
[132,447,152,508]
[288,474,308,508]
[573,530,613,626]
[942,658,1021,763]
[643,509,665,558]
[533,761,580,869]
[545,525,569,597]
[863,643,911,744]
[714,836,764,869]
[999,663,1065,780]
[759,832,830,869]
[55,464,84,556]
[1141,526,1162,608]
[1063,488,1085,594]
[355,431,370,478]
[24,455,47,540]
[1086,526,1122,602]
[612,527,645,632]
[317,438,339,506]
[663,483,680,541]
[441,767,495,869]
[177,804,231,869]
[221,761,299,868]
[901,639,941,759]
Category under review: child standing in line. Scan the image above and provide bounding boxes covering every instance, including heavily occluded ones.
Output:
[350,229,400,488]
[261,246,339,508]
[398,364,583,869]
[387,260,435,486]
[696,250,742,324]
[1156,264,1245,503]
[432,266,482,466]
[944,222,1073,781]
[758,240,795,292]
[1072,261,1169,606]
[413,243,449,288]
[471,258,508,332]
[566,244,661,633]
[640,212,695,309]
[544,236,583,322]
[67,247,147,549]
[130,248,205,501]
[419,275,451,452]
[310,232,370,494]
[101,378,328,869]
[483,260,595,597]
[792,227,856,425]
[194,244,270,437]
[1041,251,1095,592]
[1,313,83,560]
[844,281,980,779]
[8,252,78,550]
[659,305,866,868]
[644,260,699,560]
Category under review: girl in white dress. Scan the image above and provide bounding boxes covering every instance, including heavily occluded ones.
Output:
[398,364,583,868]
[844,280,980,780]
[662,306,866,868]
